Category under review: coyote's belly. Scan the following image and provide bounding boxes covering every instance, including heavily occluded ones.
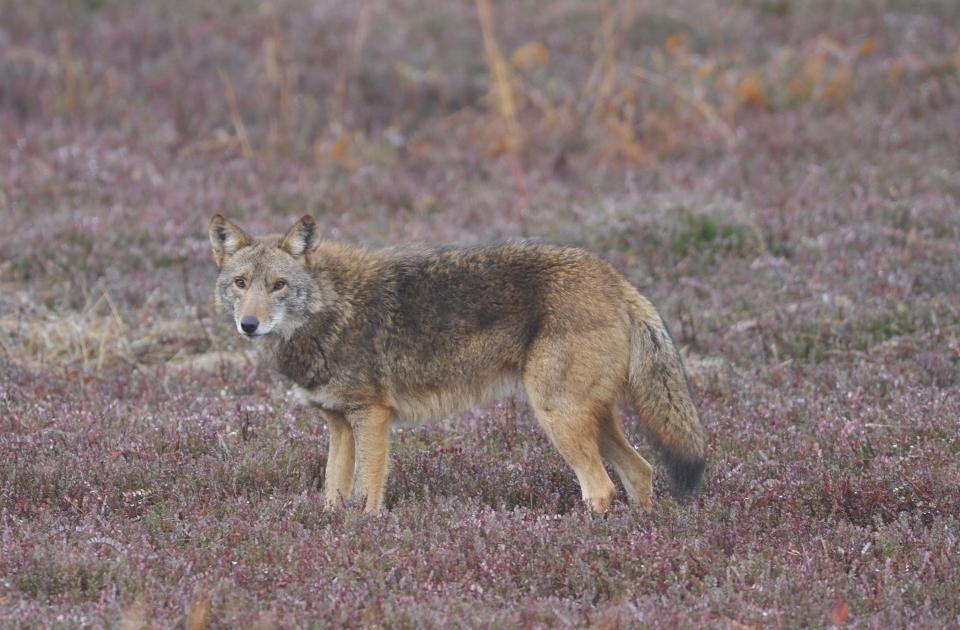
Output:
[294,326,523,424]
[291,368,521,424]
[385,369,522,424]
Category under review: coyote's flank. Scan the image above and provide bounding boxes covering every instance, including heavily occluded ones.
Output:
[209,214,706,514]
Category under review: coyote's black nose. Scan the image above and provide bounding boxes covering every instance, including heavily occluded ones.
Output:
[240,316,259,334]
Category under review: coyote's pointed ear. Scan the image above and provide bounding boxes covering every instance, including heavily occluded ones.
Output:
[279,215,320,264]
[209,215,252,268]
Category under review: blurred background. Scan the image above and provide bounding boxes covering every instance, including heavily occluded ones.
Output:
[1,0,958,372]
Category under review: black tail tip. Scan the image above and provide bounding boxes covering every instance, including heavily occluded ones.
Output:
[665,453,706,500]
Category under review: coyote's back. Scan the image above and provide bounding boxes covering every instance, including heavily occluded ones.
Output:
[209,214,706,513]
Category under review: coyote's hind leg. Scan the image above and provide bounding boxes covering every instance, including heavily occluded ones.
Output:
[598,410,654,511]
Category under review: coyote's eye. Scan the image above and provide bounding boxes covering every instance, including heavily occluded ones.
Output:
[272,279,287,292]
[234,277,247,289]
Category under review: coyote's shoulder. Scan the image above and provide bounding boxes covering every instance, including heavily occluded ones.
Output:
[210,215,706,514]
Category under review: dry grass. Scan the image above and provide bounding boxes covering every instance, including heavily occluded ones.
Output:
[0,288,130,372]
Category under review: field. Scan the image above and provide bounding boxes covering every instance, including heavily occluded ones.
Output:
[1,0,959,627]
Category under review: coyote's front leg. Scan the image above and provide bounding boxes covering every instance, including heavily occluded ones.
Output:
[322,410,356,507]
[350,405,395,514]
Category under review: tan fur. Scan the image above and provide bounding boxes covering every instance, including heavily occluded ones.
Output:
[351,405,395,512]
[321,409,356,506]
[210,215,707,514]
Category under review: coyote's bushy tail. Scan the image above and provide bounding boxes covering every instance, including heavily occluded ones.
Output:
[625,291,706,497]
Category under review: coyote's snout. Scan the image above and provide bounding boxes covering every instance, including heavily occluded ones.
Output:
[239,315,259,335]
[209,214,707,514]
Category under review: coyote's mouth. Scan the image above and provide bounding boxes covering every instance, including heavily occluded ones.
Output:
[236,322,274,338]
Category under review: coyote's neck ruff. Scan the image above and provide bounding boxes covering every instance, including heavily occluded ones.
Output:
[210,214,706,514]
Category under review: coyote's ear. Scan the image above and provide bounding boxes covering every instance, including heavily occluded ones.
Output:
[279,215,320,264]
[209,215,252,268]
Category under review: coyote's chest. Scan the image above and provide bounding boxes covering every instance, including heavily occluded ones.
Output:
[291,383,347,414]
[269,323,337,391]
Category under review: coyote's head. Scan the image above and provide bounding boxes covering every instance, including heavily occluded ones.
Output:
[208,215,323,339]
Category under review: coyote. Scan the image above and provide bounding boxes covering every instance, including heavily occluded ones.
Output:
[209,214,706,514]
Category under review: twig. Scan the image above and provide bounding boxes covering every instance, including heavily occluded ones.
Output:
[585,0,639,120]
[220,71,255,158]
[475,0,529,223]
[332,0,373,121]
